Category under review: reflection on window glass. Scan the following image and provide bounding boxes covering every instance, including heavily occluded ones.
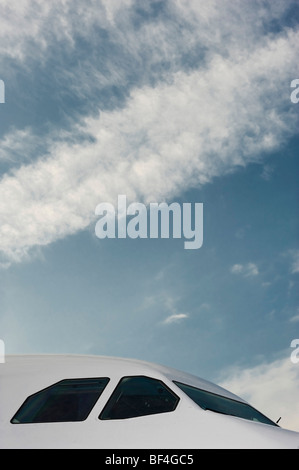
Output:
[99,376,179,420]
[11,378,109,423]
[173,381,277,426]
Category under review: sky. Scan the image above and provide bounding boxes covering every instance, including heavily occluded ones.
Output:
[0,0,298,432]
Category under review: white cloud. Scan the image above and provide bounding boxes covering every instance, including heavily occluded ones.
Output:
[246,263,259,277]
[290,250,299,274]
[0,0,293,65]
[143,291,189,326]
[219,356,299,432]
[231,264,243,274]
[0,3,298,264]
[162,313,189,325]
[231,263,259,277]
[0,0,130,62]
[261,164,274,181]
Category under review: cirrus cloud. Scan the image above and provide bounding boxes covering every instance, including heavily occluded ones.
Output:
[0,1,298,265]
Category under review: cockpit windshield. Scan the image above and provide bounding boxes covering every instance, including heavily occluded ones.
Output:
[173,381,277,427]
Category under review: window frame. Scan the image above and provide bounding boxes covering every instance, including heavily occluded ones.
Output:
[99,375,180,420]
[10,377,110,424]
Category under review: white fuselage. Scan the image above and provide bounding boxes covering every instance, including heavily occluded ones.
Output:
[1,355,298,449]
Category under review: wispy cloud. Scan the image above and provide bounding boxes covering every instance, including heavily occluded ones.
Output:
[219,356,299,432]
[1,0,294,68]
[231,263,259,277]
[0,2,298,265]
[260,164,274,181]
[143,291,189,326]
[0,0,128,62]
[162,313,189,325]
[289,314,299,323]
[160,293,189,326]
[290,250,299,274]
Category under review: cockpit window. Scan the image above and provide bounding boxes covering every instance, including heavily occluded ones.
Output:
[173,381,277,426]
[11,378,109,423]
[99,376,179,420]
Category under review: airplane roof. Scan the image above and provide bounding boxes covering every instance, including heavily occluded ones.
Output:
[1,354,246,404]
[2,354,299,449]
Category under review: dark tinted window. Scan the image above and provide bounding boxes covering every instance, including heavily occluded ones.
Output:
[174,381,277,426]
[99,376,179,420]
[11,378,109,423]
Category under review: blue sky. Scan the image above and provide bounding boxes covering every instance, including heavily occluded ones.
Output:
[0,0,298,431]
